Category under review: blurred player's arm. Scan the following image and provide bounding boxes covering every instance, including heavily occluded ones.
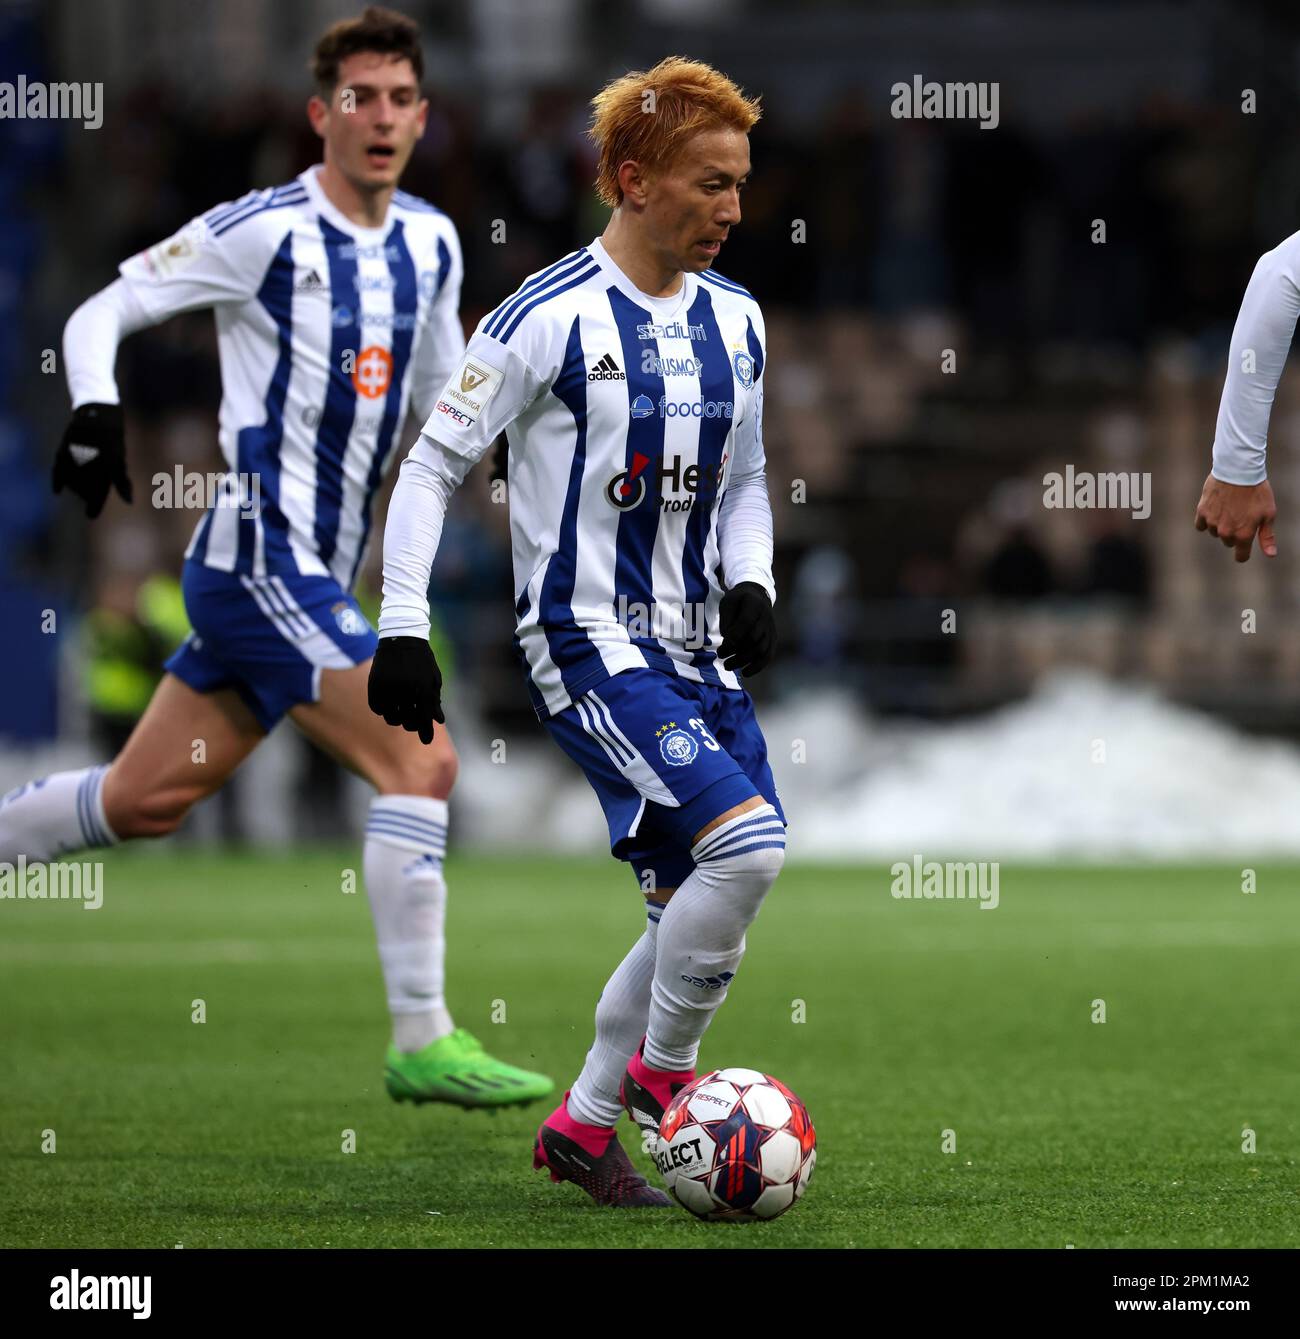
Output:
[1195,234,1300,561]
[716,329,777,675]
[406,223,466,426]
[56,211,261,517]
[370,331,546,739]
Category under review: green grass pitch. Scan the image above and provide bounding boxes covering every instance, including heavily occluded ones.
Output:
[1,850,1297,1248]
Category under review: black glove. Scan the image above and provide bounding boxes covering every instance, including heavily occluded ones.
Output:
[368,636,444,744]
[717,581,776,677]
[52,402,132,519]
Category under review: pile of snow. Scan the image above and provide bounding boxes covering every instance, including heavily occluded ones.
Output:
[761,671,1300,860]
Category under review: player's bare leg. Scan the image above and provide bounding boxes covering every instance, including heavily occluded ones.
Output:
[0,673,264,862]
[291,661,553,1109]
[103,675,267,837]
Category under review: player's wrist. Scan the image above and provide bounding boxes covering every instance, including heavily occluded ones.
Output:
[1210,463,1267,488]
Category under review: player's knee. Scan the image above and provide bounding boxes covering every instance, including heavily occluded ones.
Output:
[715,840,785,889]
[692,812,786,912]
[376,748,458,800]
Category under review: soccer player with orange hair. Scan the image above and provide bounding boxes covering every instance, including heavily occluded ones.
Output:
[371,57,786,1207]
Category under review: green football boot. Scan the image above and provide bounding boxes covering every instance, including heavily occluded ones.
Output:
[385,1028,554,1109]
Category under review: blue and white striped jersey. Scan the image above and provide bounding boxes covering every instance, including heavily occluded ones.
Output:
[116,165,465,591]
[379,237,776,721]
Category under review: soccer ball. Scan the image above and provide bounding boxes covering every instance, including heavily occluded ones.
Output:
[653,1067,816,1220]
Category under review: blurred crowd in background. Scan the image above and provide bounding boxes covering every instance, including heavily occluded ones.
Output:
[6,0,1300,798]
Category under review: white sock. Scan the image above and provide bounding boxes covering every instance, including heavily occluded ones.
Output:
[0,765,118,862]
[364,795,454,1052]
[644,804,786,1072]
[567,903,664,1129]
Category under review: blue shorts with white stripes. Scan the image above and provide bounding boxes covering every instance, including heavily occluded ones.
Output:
[164,560,377,732]
[543,667,786,891]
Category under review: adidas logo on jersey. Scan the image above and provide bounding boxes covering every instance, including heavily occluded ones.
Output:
[587,353,625,381]
[295,268,324,291]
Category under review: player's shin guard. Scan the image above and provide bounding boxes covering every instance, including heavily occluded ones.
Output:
[363,796,453,1052]
[643,804,785,1072]
[0,765,118,863]
[567,901,663,1130]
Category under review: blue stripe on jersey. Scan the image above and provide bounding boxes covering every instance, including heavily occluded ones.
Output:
[498,262,600,345]
[314,219,361,567]
[511,585,550,718]
[349,220,419,590]
[204,183,303,229]
[204,189,259,230]
[745,314,764,381]
[681,285,731,684]
[607,287,671,667]
[210,187,308,238]
[534,316,611,697]
[434,235,451,297]
[228,231,298,572]
[189,508,214,561]
[698,268,754,300]
[484,249,585,339]
[481,249,589,340]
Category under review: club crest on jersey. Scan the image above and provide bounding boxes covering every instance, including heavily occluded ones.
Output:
[331,602,369,638]
[732,349,755,388]
[656,722,699,766]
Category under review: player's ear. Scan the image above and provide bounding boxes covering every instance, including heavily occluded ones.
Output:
[618,160,648,208]
[415,97,429,138]
[306,93,329,140]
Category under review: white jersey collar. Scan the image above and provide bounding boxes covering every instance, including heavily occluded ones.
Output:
[588,236,695,317]
[300,165,392,241]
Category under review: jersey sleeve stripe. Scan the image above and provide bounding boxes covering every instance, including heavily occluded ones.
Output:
[497,263,601,344]
[483,248,586,338]
[206,184,306,233]
[698,269,753,299]
[210,190,308,237]
[204,189,264,229]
